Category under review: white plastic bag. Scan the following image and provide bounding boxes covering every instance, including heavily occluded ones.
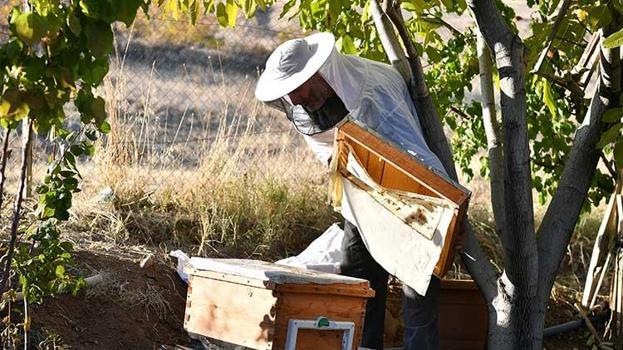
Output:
[276,223,344,274]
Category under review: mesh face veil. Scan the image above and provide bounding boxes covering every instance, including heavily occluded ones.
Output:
[265,95,348,136]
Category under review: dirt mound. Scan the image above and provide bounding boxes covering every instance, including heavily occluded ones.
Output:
[31,251,192,350]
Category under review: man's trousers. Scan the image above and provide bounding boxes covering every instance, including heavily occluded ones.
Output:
[340,220,440,350]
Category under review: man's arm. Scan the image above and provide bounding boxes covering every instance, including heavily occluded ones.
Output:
[302,130,335,167]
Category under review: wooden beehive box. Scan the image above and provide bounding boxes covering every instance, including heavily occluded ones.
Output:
[184,259,375,350]
[332,121,471,277]
[438,279,488,349]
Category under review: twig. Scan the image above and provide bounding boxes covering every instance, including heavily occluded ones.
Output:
[0,127,11,219]
[421,13,464,38]
[590,251,612,309]
[531,71,585,100]
[556,35,587,48]
[449,106,474,120]
[576,303,603,343]
[532,158,560,171]
[532,0,572,73]
[0,120,33,294]
[600,152,617,180]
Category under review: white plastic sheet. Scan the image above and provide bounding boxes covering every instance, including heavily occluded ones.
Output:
[275,223,344,274]
[169,250,190,283]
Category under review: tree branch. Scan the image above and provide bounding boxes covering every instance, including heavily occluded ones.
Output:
[383,0,420,62]
[449,106,473,120]
[470,0,538,300]
[477,32,506,241]
[531,71,585,101]
[531,158,560,171]
[534,24,622,341]
[381,0,460,182]
[461,221,500,304]
[369,0,412,81]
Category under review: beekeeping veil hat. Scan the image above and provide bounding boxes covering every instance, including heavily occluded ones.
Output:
[255,32,335,102]
[256,32,446,173]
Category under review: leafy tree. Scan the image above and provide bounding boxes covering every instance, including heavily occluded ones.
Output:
[0,0,145,345]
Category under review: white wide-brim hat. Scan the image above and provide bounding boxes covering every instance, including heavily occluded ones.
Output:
[255,32,335,102]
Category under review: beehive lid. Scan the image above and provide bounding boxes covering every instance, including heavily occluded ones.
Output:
[187,258,374,297]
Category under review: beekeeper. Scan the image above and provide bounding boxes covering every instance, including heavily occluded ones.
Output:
[255,32,445,350]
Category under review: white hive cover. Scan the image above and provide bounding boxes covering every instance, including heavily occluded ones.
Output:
[188,258,366,285]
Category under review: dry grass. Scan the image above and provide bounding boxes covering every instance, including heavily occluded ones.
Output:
[63,47,335,262]
[85,271,172,321]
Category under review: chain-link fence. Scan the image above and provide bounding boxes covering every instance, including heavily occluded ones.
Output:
[1,7,318,201]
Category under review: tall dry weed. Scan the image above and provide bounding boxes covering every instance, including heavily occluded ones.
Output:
[69,43,336,260]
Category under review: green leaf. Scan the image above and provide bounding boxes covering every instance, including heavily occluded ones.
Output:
[241,0,256,19]
[70,144,84,156]
[327,0,341,26]
[84,142,96,156]
[81,56,110,86]
[604,29,623,49]
[60,241,73,252]
[614,142,623,170]
[85,21,114,56]
[99,120,111,134]
[602,107,623,123]
[189,0,200,24]
[67,7,82,37]
[400,0,427,14]
[12,11,48,45]
[0,89,30,123]
[596,123,623,149]
[112,0,143,26]
[79,0,116,22]
[338,35,357,54]
[542,79,558,118]
[42,206,56,218]
[55,265,65,278]
[279,0,297,19]
[225,0,238,27]
[216,2,228,26]
[85,129,98,141]
[587,5,612,31]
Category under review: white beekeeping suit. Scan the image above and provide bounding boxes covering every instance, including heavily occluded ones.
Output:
[303,46,445,173]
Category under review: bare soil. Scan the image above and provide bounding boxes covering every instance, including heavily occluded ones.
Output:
[31,250,191,350]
